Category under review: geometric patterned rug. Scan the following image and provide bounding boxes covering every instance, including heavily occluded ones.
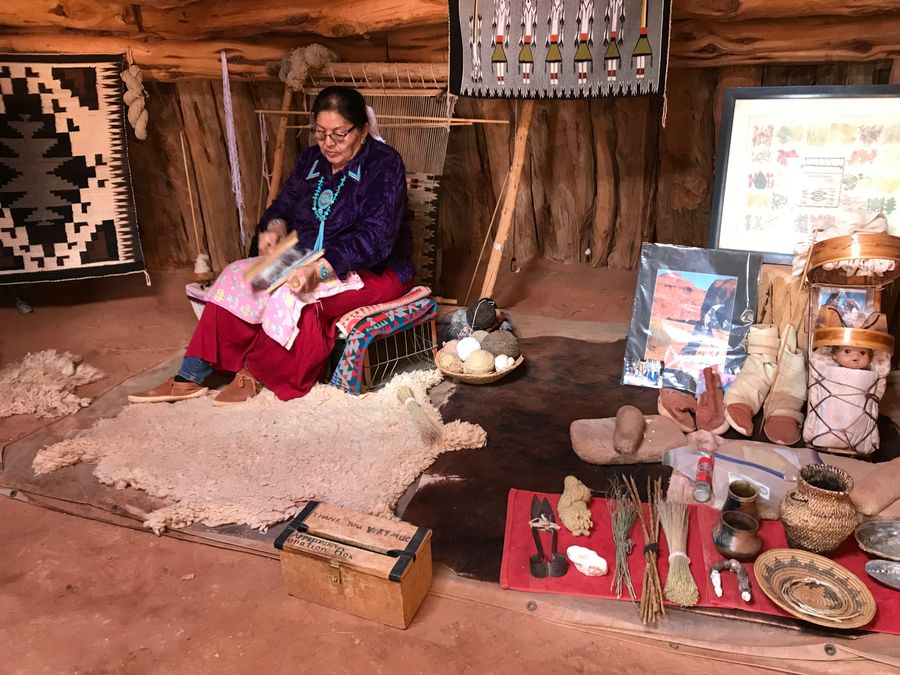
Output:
[406,172,441,288]
[0,53,144,284]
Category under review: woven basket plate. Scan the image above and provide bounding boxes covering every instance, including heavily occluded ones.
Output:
[436,355,525,384]
[855,521,900,562]
[754,549,876,630]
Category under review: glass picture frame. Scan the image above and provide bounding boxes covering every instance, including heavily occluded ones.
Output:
[708,85,900,265]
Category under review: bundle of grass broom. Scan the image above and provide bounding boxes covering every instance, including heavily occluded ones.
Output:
[657,498,699,606]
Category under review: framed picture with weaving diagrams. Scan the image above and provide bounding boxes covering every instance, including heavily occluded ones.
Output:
[0,53,144,285]
[709,85,900,265]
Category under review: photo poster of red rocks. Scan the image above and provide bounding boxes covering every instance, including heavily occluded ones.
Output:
[623,243,762,394]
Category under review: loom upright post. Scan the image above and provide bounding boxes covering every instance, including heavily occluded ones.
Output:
[479,99,535,300]
[266,84,295,208]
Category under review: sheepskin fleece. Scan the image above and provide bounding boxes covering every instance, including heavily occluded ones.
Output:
[33,369,486,533]
[0,350,104,419]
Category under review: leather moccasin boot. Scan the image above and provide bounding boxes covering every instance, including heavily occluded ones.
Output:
[658,388,697,433]
[128,378,208,403]
[212,368,262,406]
[696,367,729,434]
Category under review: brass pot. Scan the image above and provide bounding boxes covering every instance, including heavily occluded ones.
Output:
[712,510,762,562]
[780,464,858,555]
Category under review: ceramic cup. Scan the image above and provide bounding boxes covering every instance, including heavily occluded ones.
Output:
[722,480,759,520]
[712,510,762,562]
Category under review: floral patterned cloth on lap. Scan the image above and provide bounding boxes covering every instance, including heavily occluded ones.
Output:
[205,258,364,350]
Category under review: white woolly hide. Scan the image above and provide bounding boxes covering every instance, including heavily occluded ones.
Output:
[0,350,104,419]
[33,369,487,534]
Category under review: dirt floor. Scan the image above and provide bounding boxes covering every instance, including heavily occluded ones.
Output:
[1,260,766,675]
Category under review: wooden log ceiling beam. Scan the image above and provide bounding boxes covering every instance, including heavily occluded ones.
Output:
[2,0,898,41]
[0,28,448,80]
[1,14,899,79]
[670,15,900,67]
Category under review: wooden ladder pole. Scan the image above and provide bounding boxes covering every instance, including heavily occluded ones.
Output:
[266,84,294,208]
[479,99,535,300]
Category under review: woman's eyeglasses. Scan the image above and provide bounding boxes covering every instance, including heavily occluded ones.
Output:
[314,127,356,143]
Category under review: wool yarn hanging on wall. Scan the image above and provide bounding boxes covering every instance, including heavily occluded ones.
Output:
[0,53,144,284]
[449,0,671,99]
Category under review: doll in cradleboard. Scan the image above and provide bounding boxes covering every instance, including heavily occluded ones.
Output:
[803,307,891,455]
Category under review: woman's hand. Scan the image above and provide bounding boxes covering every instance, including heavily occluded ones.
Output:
[287,264,320,294]
[258,230,282,256]
[258,218,289,256]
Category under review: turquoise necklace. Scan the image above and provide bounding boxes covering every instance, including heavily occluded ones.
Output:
[311,175,347,251]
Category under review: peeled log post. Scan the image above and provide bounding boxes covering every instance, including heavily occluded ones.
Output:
[129,81,198,269]
[589,99,616,267]
[480,100,534,300]
[266,86,295,209]
[212,79,264,255]
[713,66,762,138]
[655,68,717,248]
[606,97,661,270]
[539,101,594,262]
[176,81,245,270]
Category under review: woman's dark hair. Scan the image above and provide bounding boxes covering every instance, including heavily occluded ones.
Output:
[312,86,368,129]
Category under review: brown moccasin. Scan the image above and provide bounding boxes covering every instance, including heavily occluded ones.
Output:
[212,368,262,406]
[657,387,697,433]
[128,378,208,404]
[696,367,729,435]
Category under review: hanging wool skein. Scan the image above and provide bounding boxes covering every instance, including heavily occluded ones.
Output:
[220,51,246,247]
[121,52,148,140]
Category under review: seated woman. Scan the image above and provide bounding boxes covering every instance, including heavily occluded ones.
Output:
[130,86,414,405]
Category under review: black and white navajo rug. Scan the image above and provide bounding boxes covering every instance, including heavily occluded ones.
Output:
[449,0,671,99]
[0,54,144,284]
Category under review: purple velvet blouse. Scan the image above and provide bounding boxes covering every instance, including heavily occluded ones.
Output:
[257,139,414,283]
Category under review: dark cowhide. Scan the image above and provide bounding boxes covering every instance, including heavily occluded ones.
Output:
[401,337,671,581]
[401,336,900,581]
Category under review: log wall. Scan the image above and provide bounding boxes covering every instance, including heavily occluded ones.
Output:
[2,0,899,280]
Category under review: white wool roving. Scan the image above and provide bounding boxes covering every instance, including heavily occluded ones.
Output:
[33,368,487,534]
[0,350,104,419]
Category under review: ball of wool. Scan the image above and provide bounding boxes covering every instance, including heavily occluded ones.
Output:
[456,336,481,361]
[472,330,490,345]
[442,339,460,358]
[466,298,497,331]
[464,349,495,374]
[437,350,463,373]
[494,354,514,372]
[481,331,520,359]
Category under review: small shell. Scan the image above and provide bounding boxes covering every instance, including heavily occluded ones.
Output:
[566,546,608,576]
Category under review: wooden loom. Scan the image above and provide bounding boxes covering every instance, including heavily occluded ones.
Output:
[259,60,524,301]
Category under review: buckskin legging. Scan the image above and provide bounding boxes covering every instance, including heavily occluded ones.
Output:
[185,269,412,401]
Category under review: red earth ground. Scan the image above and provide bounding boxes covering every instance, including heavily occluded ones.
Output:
[0,262,769,673]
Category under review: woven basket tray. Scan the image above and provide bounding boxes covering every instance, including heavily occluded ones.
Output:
[436,355,525,384]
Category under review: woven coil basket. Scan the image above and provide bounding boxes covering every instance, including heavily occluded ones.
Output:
[780,464,858,554]
[436,355,524,384]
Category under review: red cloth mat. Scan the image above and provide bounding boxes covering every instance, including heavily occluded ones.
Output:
[500,489,900,634]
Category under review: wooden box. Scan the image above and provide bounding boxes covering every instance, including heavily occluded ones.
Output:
[274,501,433,629]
